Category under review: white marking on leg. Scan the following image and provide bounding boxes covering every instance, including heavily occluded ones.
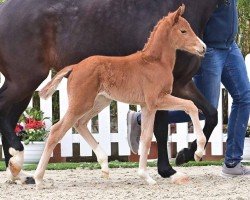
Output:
[138,142,156,185]
[6,168,33,184]
[8,148,24,177]
[94,145,109,178]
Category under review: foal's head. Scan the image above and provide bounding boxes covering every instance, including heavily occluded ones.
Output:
[168,5,206,57]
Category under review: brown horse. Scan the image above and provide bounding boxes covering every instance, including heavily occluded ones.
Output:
[33,5,206,189]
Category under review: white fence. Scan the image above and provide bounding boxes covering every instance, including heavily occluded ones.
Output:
[0,55,250,159]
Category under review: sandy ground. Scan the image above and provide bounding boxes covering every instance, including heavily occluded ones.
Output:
[0,166,249,200]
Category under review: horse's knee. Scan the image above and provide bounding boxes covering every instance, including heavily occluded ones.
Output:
[154,111,169,133]
[46,133,60,147]
[186,100,198,114]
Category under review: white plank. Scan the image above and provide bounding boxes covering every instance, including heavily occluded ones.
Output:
[210,85,223,155]
[98,106,111,155]
[117,102,130,155]
[58,78,73,157]
[175,123,188,151]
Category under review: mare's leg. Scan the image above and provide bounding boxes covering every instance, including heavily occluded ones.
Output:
[0,82,24,177]
[74,95,111,178]
[137,107,156,185]
[4,95,35,184]
[34,111,79,190]
[0,76,48,177]
[157,94,206,162]
[153,111,177,178]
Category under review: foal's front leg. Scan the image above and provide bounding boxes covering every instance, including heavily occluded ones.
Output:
[157,94,206,161]
[138,107,156,185]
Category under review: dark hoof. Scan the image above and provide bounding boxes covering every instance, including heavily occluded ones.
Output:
[175,148,194,166]
[157,161,177,178]
[24,177,36,184]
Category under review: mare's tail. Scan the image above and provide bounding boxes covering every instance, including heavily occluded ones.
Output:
[39,65,74,99]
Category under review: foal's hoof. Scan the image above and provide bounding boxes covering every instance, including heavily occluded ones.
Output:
[175,148,194,166]
[157,161,177,178]
[147,177,157,185]
[101,171,110,179]
[138,169,157,185]
[194,150,203,162]
[36,179,54,190]
[24,177,36,184]
[170,172,189,185]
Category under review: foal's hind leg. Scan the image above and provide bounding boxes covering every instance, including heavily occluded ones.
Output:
[74,95,111,178]
[34,112,79,190]
[138,107,156,185]
[157,94,206,162]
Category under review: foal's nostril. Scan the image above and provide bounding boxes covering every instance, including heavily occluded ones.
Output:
[202,46,206,53]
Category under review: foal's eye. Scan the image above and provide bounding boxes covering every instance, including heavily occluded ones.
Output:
[180,30,187,34]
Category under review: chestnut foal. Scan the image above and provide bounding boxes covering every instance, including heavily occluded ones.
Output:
[34,5,206,189]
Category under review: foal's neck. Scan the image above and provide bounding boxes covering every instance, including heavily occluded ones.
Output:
[142,19,176,69]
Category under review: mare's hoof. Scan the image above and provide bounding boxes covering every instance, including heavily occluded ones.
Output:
[158,166,176,178]
[9,161,22,177]
[170,172,189,184]
[175,148,194,166]
[24,177,36,184]
[5,180,17,184]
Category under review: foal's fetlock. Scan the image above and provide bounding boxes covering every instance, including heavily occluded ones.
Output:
[8,148,24,177]
[98,157,109,178]
[138,169,156,185]
[94,145,109,178]
[98,156,109,178]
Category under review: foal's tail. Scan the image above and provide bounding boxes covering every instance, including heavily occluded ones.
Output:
[39,65,74,99]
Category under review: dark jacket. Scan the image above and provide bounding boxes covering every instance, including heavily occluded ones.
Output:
[203,0,238,49]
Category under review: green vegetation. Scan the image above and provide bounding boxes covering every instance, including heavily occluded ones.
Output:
[238,0,250,56]
[0,160,249,171]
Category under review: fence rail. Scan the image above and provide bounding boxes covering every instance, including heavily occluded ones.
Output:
[0,54,249,159]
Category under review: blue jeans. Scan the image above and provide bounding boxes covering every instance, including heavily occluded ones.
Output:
[138,42,250,166]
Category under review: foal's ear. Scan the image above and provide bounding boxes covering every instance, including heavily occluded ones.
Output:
[172,4,185,25]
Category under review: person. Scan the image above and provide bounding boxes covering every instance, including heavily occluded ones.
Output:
[127,0,250,177]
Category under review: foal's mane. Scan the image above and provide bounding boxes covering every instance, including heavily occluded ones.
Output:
[142,14,171,52]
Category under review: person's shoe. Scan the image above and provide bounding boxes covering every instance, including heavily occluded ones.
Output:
[220,163,250,178]
[127,111,141,154]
